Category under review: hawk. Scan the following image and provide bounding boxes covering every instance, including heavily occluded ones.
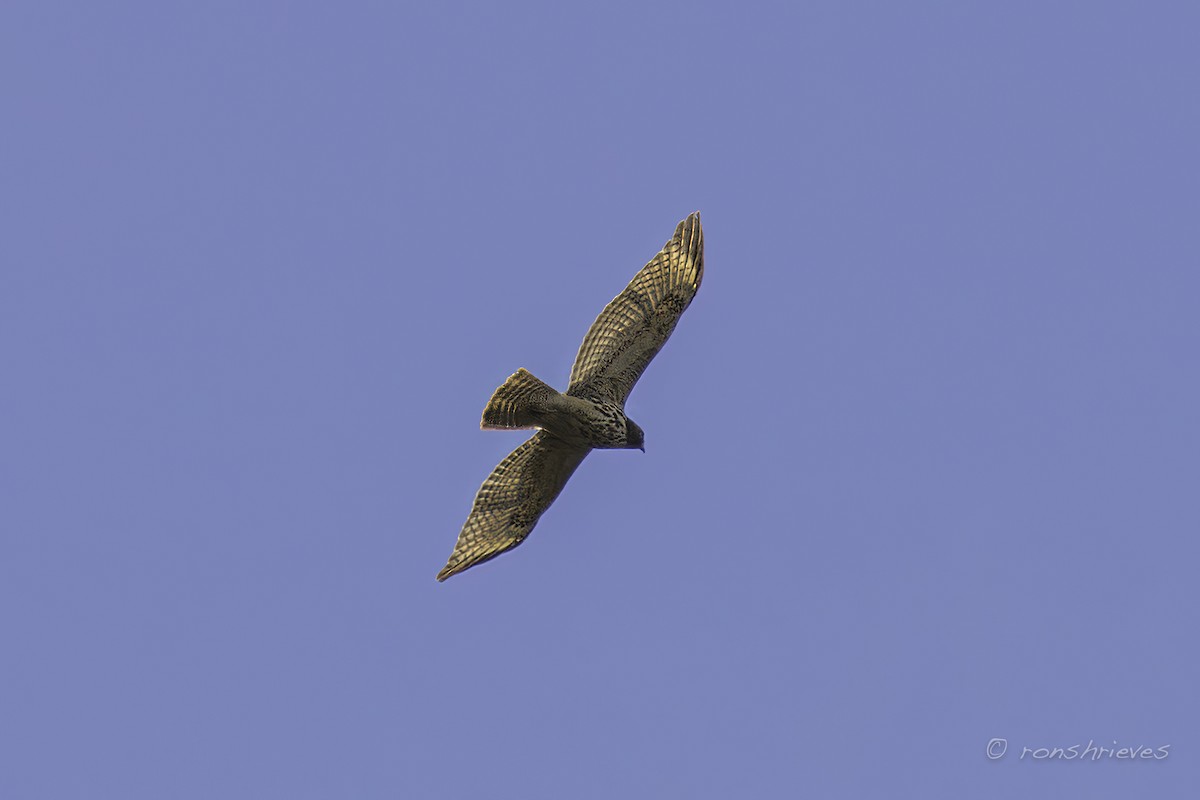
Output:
[436,212,704,581]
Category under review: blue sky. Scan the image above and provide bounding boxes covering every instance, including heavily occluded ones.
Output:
[3,2,1197,797]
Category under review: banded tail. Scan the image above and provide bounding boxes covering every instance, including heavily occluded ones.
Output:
[481,368,557,430]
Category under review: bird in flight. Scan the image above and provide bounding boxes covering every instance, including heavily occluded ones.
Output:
[436,212,705,581]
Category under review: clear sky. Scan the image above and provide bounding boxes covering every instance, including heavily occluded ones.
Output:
[2,2,1197,798]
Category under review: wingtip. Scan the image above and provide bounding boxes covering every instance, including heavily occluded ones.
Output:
[675,212,702,239]
[675,212,703,258]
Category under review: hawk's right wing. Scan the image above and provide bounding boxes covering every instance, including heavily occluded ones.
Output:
[567,213,704,407]
[437,431,589,581]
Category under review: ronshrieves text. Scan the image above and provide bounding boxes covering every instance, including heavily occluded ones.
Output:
[986,738,1170,761]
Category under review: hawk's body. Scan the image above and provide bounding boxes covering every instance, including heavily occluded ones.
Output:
[437,213,704,581]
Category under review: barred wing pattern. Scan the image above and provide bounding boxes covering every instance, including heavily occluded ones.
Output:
[436,432,589,581]
[567,212,704,406]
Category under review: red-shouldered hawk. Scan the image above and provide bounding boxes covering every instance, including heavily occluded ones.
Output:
[437,213,704,581]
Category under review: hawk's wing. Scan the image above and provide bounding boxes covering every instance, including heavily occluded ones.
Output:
[437,431,589,581]
[567,213,704,406]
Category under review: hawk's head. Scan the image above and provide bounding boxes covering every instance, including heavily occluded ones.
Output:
[625,419,645,453]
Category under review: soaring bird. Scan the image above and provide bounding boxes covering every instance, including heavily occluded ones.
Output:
[437,213,704,581]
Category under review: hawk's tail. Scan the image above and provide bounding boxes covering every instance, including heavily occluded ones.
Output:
[481,368,556,430]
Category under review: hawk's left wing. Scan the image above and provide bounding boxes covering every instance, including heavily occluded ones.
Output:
[567,213,704,407]
[437,431,589,581]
